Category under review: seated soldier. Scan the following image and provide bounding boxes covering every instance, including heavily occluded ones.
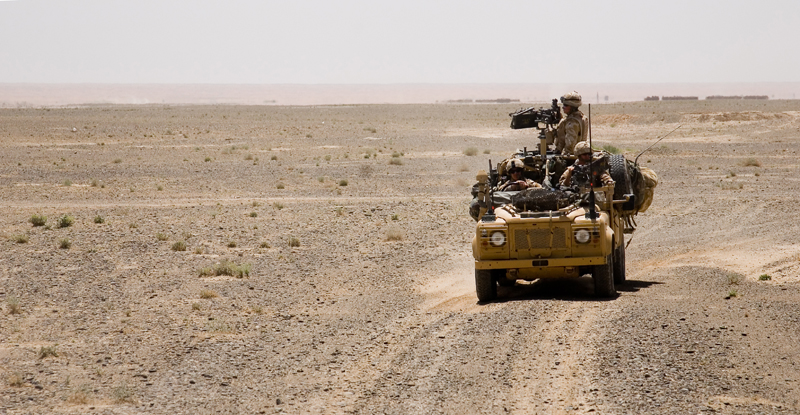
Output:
[498,159,542,191]
[559,142,614,188]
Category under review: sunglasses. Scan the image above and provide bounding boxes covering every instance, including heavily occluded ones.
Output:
[509,169,523,174]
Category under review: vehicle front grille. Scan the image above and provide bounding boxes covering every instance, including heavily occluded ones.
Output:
[513,227,567,250]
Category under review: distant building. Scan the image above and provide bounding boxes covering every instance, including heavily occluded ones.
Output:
[662,96,698,101]
[644,96,660,101]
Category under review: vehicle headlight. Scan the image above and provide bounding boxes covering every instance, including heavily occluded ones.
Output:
[489,231,506,247]
[574,229,591,244]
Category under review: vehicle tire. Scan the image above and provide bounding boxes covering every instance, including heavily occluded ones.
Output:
[613,240,626,285]
[475,269,497,302]
[608,154,632,201]
[593,254,616,298]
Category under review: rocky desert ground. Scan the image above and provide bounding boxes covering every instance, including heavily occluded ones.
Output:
[2,99,800,414]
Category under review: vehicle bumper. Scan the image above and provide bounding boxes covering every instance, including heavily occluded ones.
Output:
[475,256,606,270]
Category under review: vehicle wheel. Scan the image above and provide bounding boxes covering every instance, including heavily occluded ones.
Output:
[593,254,616,298]
[613,240,626,285]
[475,269,497,302]
[608,154,632,201]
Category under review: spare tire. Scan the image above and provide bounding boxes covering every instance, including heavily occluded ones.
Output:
[608,154,632,201]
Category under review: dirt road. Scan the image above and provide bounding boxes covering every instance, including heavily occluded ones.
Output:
[2,101,800,414]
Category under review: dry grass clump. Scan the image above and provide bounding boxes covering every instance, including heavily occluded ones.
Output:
[29,214,47,227]
[386,228,404,241]
[483,149,491,154]
[727,272,742,285]
[93,215,104,224]
[171,241,187,251]
[288,237,300,247]
[338,179,348,186]
[38,345,58,359]
[199,289,218,299]
[57,215,74,228]
[249,211,258,217]
[8,372,24,387]
[226,241,237,248]
[602,144,622,154]
[743,157,761,167]
[59,238,71,249]
[156,233,168,241]
[259,241,270,248]
[111,382,136,404]
[277,182,285,189]
[389,157,403,165]
[7,296,21,315]
[463,147,478,156]
[11,234,28,244]
[199,259,251,278]
[67,384,92,404]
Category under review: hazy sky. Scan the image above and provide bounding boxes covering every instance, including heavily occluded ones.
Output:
[1,0,798,84]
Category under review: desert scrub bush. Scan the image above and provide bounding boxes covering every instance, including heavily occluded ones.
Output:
[260,241,270,248]
[59,238,71,249]
[388,157,403,165]
[30,214,47,227]
[57,215,74,228]
[244,153,254,160]
[759,274,772,281]
[171,241,187,251]
[324,155,332,161]
[288,236,300,247]
[199,259,251,278]
[391,151,401,158]
[157,185,164,191]
[227,241,237,248]
[249,211,258,217]
[483,149,491,154]
[199,289,218,299]
[364,127,377,133]
[276,182,285,189]
[62,179,72,187]
[270,155,278,161]
[113,158,122,164]
[156,233,168,241]
[335,206,344,216]
[38,344,58,359]
[194,247,204,254]
[385,228,403,241]
[93,215,104,224]
[391,214,399,221]
[273,202,284,210]
[11,234,28,244]
[192,302,201,311]
[338,179,348,186]
[463,147,478,156]
[204,156,212,162]
[743,158,761,167]
[602,144,622,154]
[7,296,21,315]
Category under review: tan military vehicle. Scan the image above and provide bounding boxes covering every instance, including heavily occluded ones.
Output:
[470,103,657,301]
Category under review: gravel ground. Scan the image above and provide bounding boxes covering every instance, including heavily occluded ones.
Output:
[1,100,800,414]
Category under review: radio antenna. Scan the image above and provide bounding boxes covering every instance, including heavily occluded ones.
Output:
[634,124,682,165]
[586,103,597,220]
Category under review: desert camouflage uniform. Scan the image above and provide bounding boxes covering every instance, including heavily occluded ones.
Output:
[554,109,588,156]
[559,157,613,188]
[498,177,541,191]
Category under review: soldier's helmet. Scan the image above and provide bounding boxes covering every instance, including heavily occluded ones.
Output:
[508,159,525,171]
[560,91,582,108]
[574,141,592,156]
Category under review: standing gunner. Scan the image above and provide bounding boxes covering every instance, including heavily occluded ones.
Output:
[553,91,589,156]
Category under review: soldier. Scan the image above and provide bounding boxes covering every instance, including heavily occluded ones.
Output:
[559,142,614,188]
[553,91,589,156]
[498,159,542,191]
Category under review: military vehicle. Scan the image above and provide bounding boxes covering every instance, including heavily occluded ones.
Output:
[470,101,658,301]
